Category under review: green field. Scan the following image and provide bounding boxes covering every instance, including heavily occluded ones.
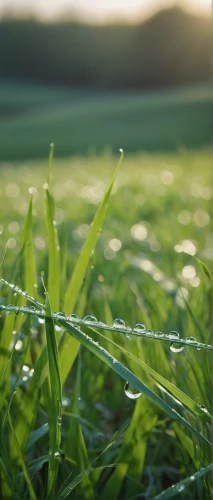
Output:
[0,81,212,160]
[0,148,212,498]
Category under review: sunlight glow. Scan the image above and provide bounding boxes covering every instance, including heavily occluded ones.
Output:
[0,0,210,22]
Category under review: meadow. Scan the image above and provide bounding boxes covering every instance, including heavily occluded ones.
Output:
[0,81,212,160]
[0,144,212,498]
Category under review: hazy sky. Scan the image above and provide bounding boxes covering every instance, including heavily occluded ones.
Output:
[0,0,210,22]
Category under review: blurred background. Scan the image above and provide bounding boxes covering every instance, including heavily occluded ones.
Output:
[0,0,212,161]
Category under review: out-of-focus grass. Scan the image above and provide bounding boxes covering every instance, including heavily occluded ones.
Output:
[0,149,212,498]
[0,81,212,160]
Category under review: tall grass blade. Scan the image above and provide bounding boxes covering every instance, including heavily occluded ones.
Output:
[153,463,212,499]
[44,286,62,497]
[57,319,210,445]
[59,150,123,384]
[8,414,37,500]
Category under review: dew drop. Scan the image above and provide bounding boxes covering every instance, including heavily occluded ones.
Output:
[155,331,165,337]
[170,342,184,353]
[58,312,66,317]
[185,336,198,344]
[200,405,209,414]
[124,382,142,400]
[54,450,65,462]
[146,329,154,336]
[133,323,146,332]
[168,330,180,340]
[83,315,98,323]
[38,318,45,324]
[69,313,78,321]
[29,306,36,312]
[113,318,125,328]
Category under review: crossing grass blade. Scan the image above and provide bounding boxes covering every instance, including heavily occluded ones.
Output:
[65,349,95,500]
[90,328,211,422]
[8,414,37,500]
[153,463,212,499]
[44,287,62,498]
[59,150,124,384]
[63,149,124,315]
[56,319,210,445]
[101,397,157,500]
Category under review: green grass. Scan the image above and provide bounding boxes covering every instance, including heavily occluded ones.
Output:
[0,81,212,160]
[0,148,212,498]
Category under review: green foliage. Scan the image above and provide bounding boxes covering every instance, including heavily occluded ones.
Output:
[0,149,212,499]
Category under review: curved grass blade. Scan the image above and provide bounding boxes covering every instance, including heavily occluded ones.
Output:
[153,463,212,499]
[89,327,211,423]
[55,465,115,500]
[193,257,211,283]
[56,319,210,445]
[59,150,124,384]
[63,149,124,315]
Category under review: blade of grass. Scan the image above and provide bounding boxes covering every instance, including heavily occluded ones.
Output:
[66,348,95,500]
[153,463,212,499]
[56,319,210,445]
[45,187,61,312]
[8,413,37,500]
[44,284,62,498]
[59,150,124,384]
[88,326,211,423]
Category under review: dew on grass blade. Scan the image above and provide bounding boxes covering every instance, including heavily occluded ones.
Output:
[200,405,209,414]
[83,315,98,323]
[185,336,198,344]
[168,331,180,340]
[146,329,154,336]
[68,314,78,321]
[113,318,125,328]
[124,382,142,400]
[133,323,146,332]
[170,343,184,353]
[155,331,165,337]
[54,451,65,462]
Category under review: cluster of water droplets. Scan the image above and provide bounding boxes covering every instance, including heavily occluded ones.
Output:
[0,282,212,351]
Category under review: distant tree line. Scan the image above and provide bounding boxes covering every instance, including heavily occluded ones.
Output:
[0,7,211,89]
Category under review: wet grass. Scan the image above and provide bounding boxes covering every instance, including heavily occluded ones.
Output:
[0,148,212,499]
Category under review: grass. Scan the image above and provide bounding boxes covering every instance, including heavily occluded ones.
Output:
[0,147,212,499]
[0,80,212,160]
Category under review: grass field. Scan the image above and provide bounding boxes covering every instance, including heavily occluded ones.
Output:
[0,80,212,160]
[0,147,212,499]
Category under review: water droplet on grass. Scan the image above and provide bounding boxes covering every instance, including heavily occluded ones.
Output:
[185,336,198,344]
[146,329,154,336]
[170,343,184,353]
[168,331,180,339]
[200,405,209,414]
[133,323,146,332]
[155,331,165,337]
[124,382,142,399]
[54,451,65,461]
[113,318,125,328]
[69,314,78,321]
[83,315,97,322]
